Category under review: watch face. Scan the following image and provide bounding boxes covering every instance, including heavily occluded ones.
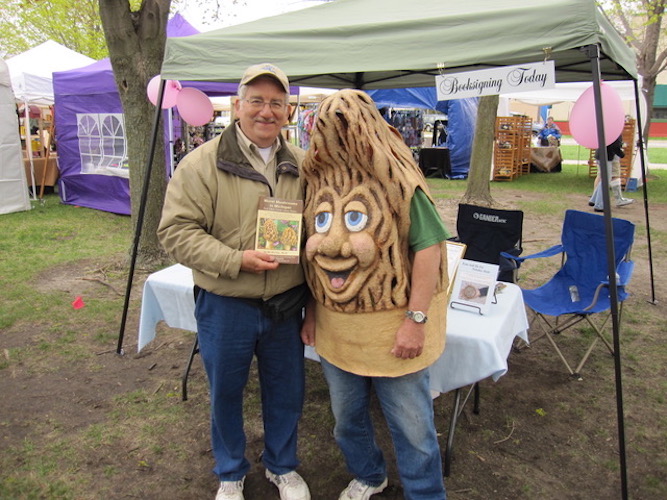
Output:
[411,311,426,323]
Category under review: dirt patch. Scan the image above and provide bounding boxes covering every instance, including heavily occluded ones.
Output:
[33,257,130,296]
[1,188,666,499]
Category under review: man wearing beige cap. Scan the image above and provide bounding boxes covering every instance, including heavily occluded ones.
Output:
[158,63,310,500]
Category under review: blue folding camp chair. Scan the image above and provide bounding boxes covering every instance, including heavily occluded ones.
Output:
[504,210,635,378]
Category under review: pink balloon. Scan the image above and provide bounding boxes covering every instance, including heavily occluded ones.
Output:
[176,87,214,126]
[569,82,625,149]
[146,75,182,109]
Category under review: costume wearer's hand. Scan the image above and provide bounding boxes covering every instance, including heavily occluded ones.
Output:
[241,250,279,273]
[391,319,425,359]
[300,318,315,347]
[300,299,316,346]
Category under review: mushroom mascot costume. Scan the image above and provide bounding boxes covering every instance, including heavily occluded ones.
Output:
[302,88,449,378]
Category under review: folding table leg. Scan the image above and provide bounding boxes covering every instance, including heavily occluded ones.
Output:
[444,388,461,477]
[473,383,480,414]
[181,334,199,401]
[444,383,479,477]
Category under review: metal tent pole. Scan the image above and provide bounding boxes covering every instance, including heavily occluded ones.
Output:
[23,101,37,200]
[116,78,166,355]
[583,44,629,500]
[632,80,657,304]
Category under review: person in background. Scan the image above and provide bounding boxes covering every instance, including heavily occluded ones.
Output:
[432,119,448,147]
[588,133,634,211]
[158,63,310,500]
[537,116,561,146]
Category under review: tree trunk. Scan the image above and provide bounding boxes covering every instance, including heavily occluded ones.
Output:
[642,74,657,142]
[99,0,171,268]
[461,94,498,207]
[608,0,666,146]
[637,1,663,143]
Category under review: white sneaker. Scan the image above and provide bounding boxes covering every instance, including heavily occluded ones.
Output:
[265,470,311,500]
[616,198,635,207]
[338,478,388,500]
[215,477,245,500]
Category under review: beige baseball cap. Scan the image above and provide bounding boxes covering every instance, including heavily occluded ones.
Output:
[240,63,290,93]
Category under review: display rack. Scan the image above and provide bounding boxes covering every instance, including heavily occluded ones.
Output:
[587,118,635,186]
[493,116,532,181]
[19,105,58,198]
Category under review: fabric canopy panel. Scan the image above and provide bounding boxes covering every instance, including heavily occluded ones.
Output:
[161,0,636,88]
[501,81,639,106]
[0,58,31,215]
[6,40,94,105]
[53,13,240,215]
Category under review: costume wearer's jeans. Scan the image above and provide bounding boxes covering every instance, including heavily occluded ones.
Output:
[320,357,446,500]
[195,290,305,481]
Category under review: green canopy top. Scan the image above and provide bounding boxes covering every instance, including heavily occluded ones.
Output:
[161,0,636,89]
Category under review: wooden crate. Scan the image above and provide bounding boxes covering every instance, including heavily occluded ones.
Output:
[493,116,532,181]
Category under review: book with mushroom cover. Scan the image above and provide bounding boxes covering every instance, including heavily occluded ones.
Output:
[255,196,303,264]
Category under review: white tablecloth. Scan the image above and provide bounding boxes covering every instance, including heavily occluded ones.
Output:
[138,264,197,351]
[138,264,528,392]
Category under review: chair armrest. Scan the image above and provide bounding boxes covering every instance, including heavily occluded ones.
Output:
[616,260,634,286]
[586,261,635,312]
[501,244,563,263]
[601,261,635,287]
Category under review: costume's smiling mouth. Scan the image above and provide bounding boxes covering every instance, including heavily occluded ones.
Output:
[314,256,357,290]
[325,270,351,289]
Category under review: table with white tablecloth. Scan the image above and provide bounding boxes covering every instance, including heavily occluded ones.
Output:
[137,264,528,475]
[139,264,528,392]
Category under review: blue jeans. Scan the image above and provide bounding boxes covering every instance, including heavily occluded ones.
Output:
[195,290,305,481]
[320,357,446,500]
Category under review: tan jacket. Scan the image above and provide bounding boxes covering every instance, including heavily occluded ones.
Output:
[158,125,305,299]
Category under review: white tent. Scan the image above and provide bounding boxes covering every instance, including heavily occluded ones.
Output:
[6,40,94,105]
[500,80,648,184]
[0,58,30,215]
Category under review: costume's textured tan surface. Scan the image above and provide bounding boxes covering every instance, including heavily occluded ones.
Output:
[302,89,448,376]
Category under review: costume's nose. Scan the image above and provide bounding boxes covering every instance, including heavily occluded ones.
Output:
[317,219,347,257]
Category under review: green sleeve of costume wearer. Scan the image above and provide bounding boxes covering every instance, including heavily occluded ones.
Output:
[408,188,450,251]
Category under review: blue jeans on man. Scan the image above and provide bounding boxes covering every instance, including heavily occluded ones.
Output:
[320,357,446,500]
[195,290,305,480]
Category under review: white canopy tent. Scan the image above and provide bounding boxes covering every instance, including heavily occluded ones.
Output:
[6,40,94,199]
[0,58,30,215]
[500,80,649,184]
[6,40,95,105]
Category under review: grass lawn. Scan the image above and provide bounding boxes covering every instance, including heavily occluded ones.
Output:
[559,136,667,164]
[1,170,666,499]
[428,164,667,204]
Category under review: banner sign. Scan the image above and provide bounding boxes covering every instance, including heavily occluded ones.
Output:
[436,61,555,100]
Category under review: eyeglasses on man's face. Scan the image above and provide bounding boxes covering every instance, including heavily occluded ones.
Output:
[242,98,288,111]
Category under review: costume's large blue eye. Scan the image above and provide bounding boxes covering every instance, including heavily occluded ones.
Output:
[315,211,332,233]
[344,211,368,232]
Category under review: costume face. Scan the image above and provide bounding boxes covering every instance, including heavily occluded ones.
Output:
[302,89,424,313]
[305,184,392,305]
[234,77,290,148]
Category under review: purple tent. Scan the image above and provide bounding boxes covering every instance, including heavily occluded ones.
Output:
[52,14,239,214]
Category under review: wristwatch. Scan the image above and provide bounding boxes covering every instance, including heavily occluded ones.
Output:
[405,310,428,324]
